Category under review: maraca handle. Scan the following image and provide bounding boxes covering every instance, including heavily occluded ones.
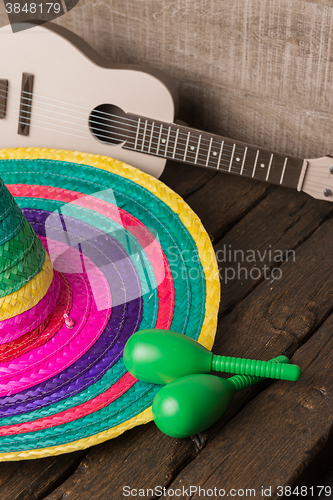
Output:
[228,355,289,392]
[212,354,301,381]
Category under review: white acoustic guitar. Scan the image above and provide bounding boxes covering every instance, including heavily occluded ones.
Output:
[0,22,333,201]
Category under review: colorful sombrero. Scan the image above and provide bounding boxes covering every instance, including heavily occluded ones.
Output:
[0,148,220,461]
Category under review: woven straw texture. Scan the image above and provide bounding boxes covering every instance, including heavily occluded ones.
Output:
[0,218,35,273]
[0,273,70,362]
[0,270,60,344]
[0,147,220,461]
[0,179,47,299]
[0,253,53,321]
[0,232,45,298]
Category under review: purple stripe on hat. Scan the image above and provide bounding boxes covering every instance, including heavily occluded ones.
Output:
[0,208,143,416]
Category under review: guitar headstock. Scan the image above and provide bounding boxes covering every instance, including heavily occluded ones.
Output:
[301,156,333,201]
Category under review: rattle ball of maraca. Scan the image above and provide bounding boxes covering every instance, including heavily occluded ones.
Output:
[152,373,234,438]
[123,329,212,384]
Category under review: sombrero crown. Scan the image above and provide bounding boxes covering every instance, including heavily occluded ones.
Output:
[0,178,55,346]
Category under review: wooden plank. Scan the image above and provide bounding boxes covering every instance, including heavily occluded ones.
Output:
[43,205,333,499]
[213,218,333,359]
[164,312,333,500]
[0,451,85,500]
[159,217,333,499]
[184,173,269,240]
[160,160,217,198]
[215,187,333,316]
[46,0,333,162]
[44,424,197,500]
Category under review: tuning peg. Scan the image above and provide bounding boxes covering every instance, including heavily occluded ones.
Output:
[124,329,301,383]
[152,355,288,438]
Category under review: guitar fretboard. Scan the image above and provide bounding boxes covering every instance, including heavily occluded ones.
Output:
[123,115,303,189]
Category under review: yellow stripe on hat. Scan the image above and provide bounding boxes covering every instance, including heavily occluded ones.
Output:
[0,408,152,461]
[0,251,53,320]
[0,148,220,461]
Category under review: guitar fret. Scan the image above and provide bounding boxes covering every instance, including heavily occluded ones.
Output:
[280,158,288,184]
[141,120,148,151]
[148,122,154,153]
[123,114,304,191]
[266,154,274,181]
[228,144,236,172]
[157,124,163,154]
[195,135,202,164]
[252,150,260,177]
[184,132,190,161]
[240,147,248,175]
[172,128,179,159]
[134,118,141,150]
[217,141,224,169]
[164,126,171,156]
[206,137,213,167]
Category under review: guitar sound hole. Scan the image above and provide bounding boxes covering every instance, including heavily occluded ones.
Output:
[89,104,129,145]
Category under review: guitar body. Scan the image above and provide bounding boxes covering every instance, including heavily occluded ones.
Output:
[1,23,333,201]
[0,23,178,177]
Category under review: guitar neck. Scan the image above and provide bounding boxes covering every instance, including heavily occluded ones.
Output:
[123,115,304,190]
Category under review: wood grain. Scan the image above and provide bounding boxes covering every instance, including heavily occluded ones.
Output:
[0,1,333,497]
[44,423,197,500]
[214,187,333,316]
[0,451,85,500]
[37,182,333,500]
[2,1,333,159]
[161,217,333,499]
[164,313,333,500]
[0,0,328,161]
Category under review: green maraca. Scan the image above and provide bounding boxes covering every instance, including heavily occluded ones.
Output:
[123,329,301,383]
[152,355,288,438]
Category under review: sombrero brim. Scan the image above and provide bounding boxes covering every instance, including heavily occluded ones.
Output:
[0,148,220,460]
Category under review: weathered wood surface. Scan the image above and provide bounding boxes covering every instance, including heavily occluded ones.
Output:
[1,0,333,497]
[0,165,332,499]
[2,0,333,161]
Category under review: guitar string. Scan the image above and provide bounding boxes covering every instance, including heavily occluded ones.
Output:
[0,85,269,162]
[15,118,262,176]
[9,120,331,194]
[0,92,312,186]
[0,85,142,125]
[15,115,325,195]
[0,84,320,172]
[0,85,301,169]
[9,116,332,192]
[14,116,303,177]
[10,88,308,164]
[0,86,306,175]
[0,85,299,165]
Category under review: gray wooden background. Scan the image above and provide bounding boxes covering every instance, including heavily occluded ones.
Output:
[1,0,333,162]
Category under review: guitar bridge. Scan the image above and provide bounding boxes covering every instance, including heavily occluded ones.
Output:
[0,79,8,119]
